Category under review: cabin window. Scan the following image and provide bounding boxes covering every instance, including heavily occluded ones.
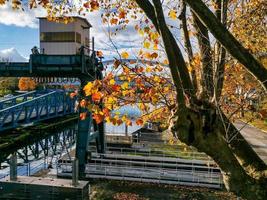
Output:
[40,32,76,42]
[76,33,81,44]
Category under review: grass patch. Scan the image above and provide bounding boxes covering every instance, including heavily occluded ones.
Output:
[90,180,241,200]
[149,143,209,160]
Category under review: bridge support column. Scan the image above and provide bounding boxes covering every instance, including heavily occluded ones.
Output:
[72,158,79,186]
[96,122,105,154]
[75,101,92,178]
[10,153,17,181]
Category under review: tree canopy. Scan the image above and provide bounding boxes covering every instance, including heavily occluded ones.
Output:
[1,0,267,199]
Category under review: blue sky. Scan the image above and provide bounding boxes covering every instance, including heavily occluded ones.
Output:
[0,24,39,58]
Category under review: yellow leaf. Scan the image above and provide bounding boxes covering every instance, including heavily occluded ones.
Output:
[150,32,159,40]
[143,41,151,49]
[168,10,177,20]
[121,82,129,90]
[138,29,144,36]
[109,79,116,85]
[83,82,96,96]
[122,115,127,122]
[163,59,169,65]
[146,66,152,73]
[188,65,193,72]
[121,51,129,59]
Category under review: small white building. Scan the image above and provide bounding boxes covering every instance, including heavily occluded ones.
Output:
[39,17,92,55]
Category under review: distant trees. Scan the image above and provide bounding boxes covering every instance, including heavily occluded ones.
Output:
[0,77,18,96]
[18,77,36,91]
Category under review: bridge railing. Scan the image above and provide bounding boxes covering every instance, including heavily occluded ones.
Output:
[89,146,213,162]
[0,91,38,110]
[0,91,76,131]
[57,155,222,189]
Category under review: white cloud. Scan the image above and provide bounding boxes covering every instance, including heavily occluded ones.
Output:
[0,47,28,62]
[0,4,46,28]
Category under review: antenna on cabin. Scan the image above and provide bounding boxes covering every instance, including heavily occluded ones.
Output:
[92,37,95,53]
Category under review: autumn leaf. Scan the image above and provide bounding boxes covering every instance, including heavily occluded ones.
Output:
[110,18,118,25]
[103,108,110,117]
[168,9,177,19]
[93,114,104,124]
[0,0,6,5]
[121,51,129,59]
[12,0,21,9]
[143,41,151,49]
[163,59,169,65]
[126,119,132,126]
[80,99,87,108]
[109,78,116,85]
[150,52,158,59]
[121,82,129,90]
[146,66,152,73]
[96,51,103,57]
[80,112,87,120]
[83,1,90,8]
[83,82,95,96]
[92,91,103,102]
[90,0,99,11]
[70,92,77,98]
[116,119,123,125]
[112,85,120,92]
[119,10,127,19]
[136,119,144,126]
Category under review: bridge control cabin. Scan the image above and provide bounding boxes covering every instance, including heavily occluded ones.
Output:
[39,17,91,55]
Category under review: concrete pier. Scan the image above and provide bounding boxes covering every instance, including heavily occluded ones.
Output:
[0,176,89,200]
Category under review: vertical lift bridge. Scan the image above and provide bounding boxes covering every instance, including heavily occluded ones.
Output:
[0,17,105,178]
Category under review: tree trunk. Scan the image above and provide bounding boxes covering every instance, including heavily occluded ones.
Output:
[135,0,267,199]
[169,102,267,200]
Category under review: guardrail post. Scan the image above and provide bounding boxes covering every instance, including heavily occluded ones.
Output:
[10,153,17,181]
[72,158,79,187]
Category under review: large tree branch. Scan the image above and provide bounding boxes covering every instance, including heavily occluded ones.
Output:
[214,0,228,100]
[135,0,195,105]
[185,0,267,90]
[192,13,214,99]
[179,0,197,92]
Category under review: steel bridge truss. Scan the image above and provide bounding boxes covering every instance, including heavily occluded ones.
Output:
[0,50,105,178]
[0,91,75,131]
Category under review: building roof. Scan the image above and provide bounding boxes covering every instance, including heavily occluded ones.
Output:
[38,16,92,28]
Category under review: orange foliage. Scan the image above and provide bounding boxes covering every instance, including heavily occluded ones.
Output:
[18,77,36,91]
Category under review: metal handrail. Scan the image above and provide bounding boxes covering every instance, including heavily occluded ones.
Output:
[0,91,57,112]
[0,91,37,104]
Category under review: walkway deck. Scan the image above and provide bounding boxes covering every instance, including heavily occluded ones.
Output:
[236,121,267,163]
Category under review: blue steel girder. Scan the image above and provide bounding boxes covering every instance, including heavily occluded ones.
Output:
[0,54,96,78]
[0,91,76,132]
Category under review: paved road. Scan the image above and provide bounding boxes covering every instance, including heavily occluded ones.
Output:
[236,121,267,163]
